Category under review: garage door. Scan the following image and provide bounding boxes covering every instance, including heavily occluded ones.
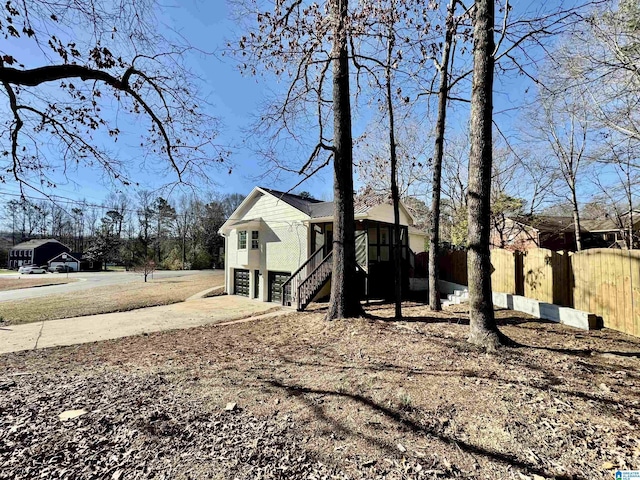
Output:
[268,271,290,303]
[234,269,250,297]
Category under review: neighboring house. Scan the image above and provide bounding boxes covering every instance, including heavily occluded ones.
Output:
[79,256,103,271]
[48,252,81,272]
[599,209,640,248]
[218,187,428,310]
[7,239,70,269]
[54,251,102,271]
[491,215,626,251]
[580,218,623,246]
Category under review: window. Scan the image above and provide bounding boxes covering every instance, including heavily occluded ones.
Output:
[238,230,247,249]
[367,223,407,263]
[251,231,259,249]
[379,227,389,245]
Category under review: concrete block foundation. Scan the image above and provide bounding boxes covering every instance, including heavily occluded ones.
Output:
[492,292,597,330]
[440,282,597,330]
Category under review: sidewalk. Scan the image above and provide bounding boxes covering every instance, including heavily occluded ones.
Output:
[0,295,282,355]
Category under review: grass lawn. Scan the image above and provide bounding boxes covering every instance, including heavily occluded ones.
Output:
[0,276,76,291]
[0,271,222,324]
[1,302,639,479]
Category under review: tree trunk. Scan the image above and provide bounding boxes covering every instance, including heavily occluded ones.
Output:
[429,0,456,311]
[570,185,582,251]
[385,0,402,319]
[156,216,161,263]
[626,170,633,249]
[182,232,187,269]
[629,209,634,249]
[467,0,504,350]
[327,0,362,320]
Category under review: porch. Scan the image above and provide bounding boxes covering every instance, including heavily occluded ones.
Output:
[283,220,421,310]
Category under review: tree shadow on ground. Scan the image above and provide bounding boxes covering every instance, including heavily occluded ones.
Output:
[275,349,640,413]
[266,379,582,480]
[522,344,640,359]
[361,311,471,325]
[361,308,551,328]
[361,304,640,362]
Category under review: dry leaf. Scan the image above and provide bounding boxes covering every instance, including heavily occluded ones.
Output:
[601,461,616,470]
[58,409,88,421]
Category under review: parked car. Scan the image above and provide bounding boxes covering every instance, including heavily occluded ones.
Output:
[18,265,47,274]
[49,264,71,273]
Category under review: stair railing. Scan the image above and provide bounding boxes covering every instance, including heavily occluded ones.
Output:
[296,251,333,310]
[282,246,326,308]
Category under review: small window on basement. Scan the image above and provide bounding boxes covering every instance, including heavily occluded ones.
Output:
[251,231,259,249]
[238,230,247,249]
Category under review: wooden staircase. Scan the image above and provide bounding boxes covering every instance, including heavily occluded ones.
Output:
[282,248,333,311]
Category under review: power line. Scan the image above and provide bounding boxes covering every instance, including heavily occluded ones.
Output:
[0,189,235,219]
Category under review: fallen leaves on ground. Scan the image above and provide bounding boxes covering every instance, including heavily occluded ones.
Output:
[1,301,639,479]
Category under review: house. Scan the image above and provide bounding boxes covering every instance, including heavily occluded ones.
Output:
[79,256,103,271]
[48,252,81,272]
[7,239,70,269]
[491,215,625,251]
[580,218,623,246]
[589,209,640,248]
[218,187,428,310]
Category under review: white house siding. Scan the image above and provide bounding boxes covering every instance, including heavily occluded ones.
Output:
[364,203,413,225]
[265,222,308,272]
[409,233,427,254]
[225,191,310,301]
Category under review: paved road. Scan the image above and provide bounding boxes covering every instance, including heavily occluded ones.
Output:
[0,270,223,302]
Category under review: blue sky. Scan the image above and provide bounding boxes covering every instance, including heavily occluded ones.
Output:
[2,0,337,206]
[2,0,600,209]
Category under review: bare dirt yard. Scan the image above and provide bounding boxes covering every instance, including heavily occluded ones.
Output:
[0,276,75,292]
[0,271,221,325]
[1,302,639,479]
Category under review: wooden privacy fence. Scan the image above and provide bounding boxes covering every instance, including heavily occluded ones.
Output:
[439,247,640,338]
[438,249,467,286]
[522,249,571,306]
[490,249,521,295]
[572,249,640,337]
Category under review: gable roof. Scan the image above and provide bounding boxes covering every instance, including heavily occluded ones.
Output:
[220,186,417,234]
[259,187,323,215]
[580,218,619,232]
[509,215,621,234]
[309,202,334,218]
[219,186,317,234]
[10,238,67,250]
[509,215,581,233]
[48,251,81,263]
[309,200,416,224]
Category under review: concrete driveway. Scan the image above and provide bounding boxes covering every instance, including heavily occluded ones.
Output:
[0,295,282,355]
